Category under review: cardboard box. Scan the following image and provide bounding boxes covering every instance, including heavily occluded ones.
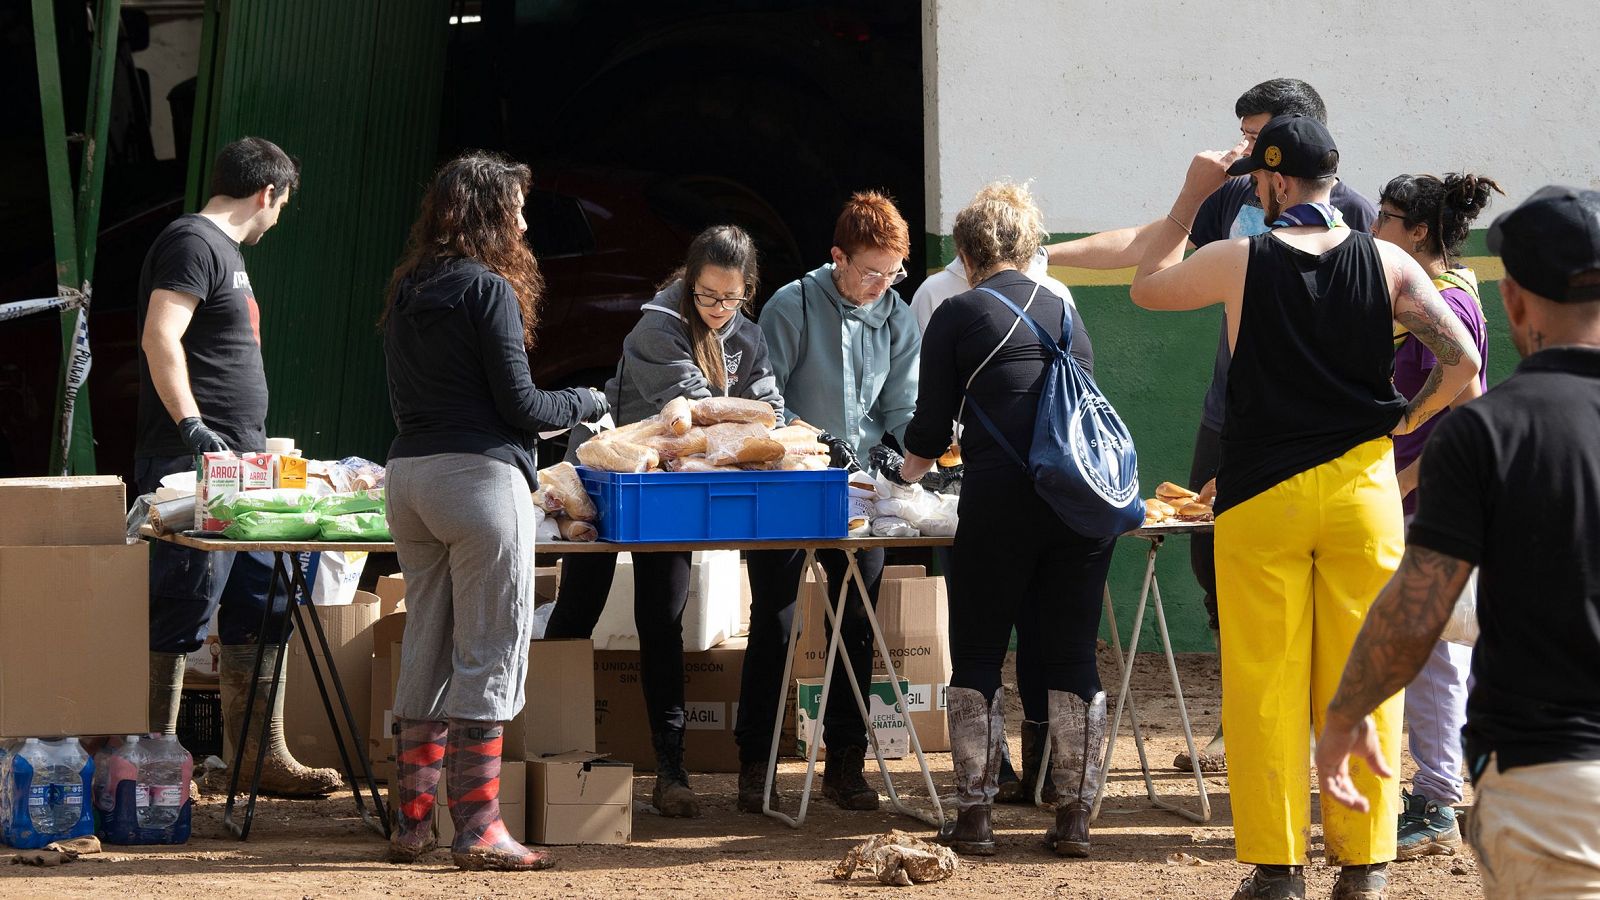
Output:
[438,760,526,843]
[0,545,148,737]
[197,452,242,531]
[528,752,632,845]
[588,551,741,651]
[368,660,392,783]
[374,575,406,618]
[593,638,744,773]
[0,475,126,546]
[276,454,308,490]
[240,452,275,491]
[372,625,595,766]
[793,565,951,750]
[534,566,559,605]
[284,590,381,770]
[795,675,910,758]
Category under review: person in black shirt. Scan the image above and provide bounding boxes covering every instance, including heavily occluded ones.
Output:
[1319,186,1600,899]
[381,152,606,872]
[135,137,346,799]
[1044,78,1377,775]
[899,182,1111,858]
[1129,116,1480,900]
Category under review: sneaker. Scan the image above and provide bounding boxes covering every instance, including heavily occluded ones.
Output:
[1331,863,1388,900]
[1230,865,1305,900]
[1396,789,1461,860]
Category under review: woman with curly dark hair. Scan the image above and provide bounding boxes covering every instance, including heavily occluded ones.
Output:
[380,151,608,870]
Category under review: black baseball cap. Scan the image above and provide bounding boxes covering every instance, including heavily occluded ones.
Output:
[1226,114,1339,178]
[1487,185,1600,302]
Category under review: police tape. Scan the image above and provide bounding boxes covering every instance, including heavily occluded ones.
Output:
[0,289,89,324]
[56,305,94,473]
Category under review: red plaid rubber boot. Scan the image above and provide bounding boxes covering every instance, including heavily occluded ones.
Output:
[387,718,447,863]
[445,720,553,871]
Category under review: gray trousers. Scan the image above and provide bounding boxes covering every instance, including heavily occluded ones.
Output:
[388,453,536,723]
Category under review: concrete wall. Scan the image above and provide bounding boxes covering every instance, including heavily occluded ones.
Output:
[921,0,1593,650]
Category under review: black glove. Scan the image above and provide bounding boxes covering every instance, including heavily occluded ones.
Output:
[578,387,610,424]
[868,443,910,486]
[817,431,862,473]
[178,417,229,453]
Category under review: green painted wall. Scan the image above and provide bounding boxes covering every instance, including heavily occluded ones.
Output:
[927,231,1517,652]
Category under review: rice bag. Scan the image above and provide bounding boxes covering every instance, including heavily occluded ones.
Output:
[207,488,316,522]
[318,512,392,541]
[222,511,323,541]
[313,488,386,517]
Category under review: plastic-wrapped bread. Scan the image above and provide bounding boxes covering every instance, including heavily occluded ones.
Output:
[536,462,597,521]
[770,424,828,454]
[640,427,708,460]
[594,416,669,445]
[661,397,694,436]
[576,439,660,473]
[531,487,564,514]
[556,516,598,542]
[690,396,778,428]
[780,454,829,471]
[703,422,785,466]
[665,455,722,472]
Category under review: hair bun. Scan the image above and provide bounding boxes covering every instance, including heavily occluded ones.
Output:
[1444,172,1502,215]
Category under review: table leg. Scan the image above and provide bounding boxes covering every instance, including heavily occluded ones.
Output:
[284,559,389,837]
[222,551,295,840]
[762,550,816,827]
[1148,573,1211,823]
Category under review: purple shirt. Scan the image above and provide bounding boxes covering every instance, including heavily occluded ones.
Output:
[1394,277,1490,513]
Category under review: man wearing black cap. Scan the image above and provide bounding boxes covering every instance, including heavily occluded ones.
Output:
[1318,186,1600,899]
[1129,115,1482,900]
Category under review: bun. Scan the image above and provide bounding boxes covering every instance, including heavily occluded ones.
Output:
[1155,481,1197,502]
[938,444,962,468]
[1175,500,1214,522]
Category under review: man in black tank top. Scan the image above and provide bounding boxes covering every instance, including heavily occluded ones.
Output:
[1129,115,1482,900]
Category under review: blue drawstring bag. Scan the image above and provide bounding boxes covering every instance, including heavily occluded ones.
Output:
[961,286,1143,538]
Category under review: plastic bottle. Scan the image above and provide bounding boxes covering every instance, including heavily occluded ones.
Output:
[137,735,192,830]
[102,736,144,817]
[4,737,93,848]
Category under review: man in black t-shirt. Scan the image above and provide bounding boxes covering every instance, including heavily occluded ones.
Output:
[1044,79,1376,774]
[1319,186,1600,899]
[138,137,340,797]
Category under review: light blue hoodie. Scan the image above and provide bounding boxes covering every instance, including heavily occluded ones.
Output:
[758,263,921,467]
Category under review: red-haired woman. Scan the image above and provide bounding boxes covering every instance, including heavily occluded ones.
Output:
[734,191,922,813]
[380,151,608,870]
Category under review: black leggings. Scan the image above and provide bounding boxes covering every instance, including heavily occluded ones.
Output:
[734,547,884,762]
[545,551,691,735]
[948,471,1115,706]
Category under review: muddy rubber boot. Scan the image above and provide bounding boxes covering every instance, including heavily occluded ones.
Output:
[934,687,1003,856]
[736,760,781,814]
[651,729,701,818]
[1044,690,1107,857]
[1000,720,1057,805]
[218,644,344,797]
[149,651,186,735]
[387,718,445,863]
[821,744,881,811]
[445,720,552,871]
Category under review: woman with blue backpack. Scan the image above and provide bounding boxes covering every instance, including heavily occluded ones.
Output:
[900,181,1136,859]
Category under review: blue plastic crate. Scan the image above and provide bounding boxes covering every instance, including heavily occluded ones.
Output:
[576,466,848,543]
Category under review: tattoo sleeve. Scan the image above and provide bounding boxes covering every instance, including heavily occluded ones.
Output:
[1394,270,1473,430]
[1326,546,1473,723]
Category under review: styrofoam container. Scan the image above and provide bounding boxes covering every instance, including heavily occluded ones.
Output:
[589,551,742,651]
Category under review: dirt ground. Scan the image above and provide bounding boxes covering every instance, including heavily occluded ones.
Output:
[0,650,1482,899]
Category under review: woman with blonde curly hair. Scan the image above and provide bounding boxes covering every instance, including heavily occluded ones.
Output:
[899,181,1113,859]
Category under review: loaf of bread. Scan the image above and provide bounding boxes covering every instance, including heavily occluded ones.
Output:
[691,396,778,428]
[536,462,597,521]
[556,516,598,542]
[641,427,708,460]
[531,488,564,514]
[576,439,660,473]
[662,397,694,436]
[665,455,723,472]
[595,416,670,445]
[770,425,827,454]
[704,422,785,466]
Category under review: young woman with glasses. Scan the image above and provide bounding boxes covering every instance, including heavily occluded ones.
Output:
[1371,172,1501,863]
[544,224,783,818]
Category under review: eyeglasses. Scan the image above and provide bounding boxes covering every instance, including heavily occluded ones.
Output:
[1375,209,1410,230]
[849,256,908,286]
[691,291,748,311]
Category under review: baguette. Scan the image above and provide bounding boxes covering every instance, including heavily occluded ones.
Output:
[703,422,785,466]
[536,462,597,521]
[661,397,694,436]
[640,427,708,460]
[576,439,660,473]
[691,396,778,428]
[555,516,598,542]
[770,424,827,454]
[666,455,724,473]
[594,416,670,445]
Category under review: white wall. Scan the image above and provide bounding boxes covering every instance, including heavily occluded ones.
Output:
[134,14,203,161]
[925,0,1600,235]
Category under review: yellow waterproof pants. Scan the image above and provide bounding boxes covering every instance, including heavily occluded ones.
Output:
[1215,437,1405,866]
